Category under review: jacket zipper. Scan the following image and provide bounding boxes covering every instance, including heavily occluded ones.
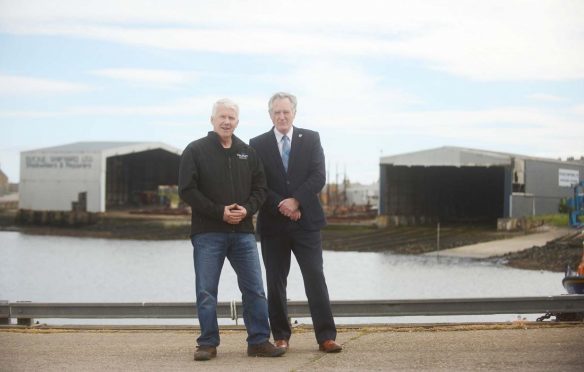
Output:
[227,153,236,232]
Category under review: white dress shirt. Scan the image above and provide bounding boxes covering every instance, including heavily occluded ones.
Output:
[274,126,294,156]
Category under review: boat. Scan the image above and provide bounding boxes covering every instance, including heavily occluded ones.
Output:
[562,243,584,295]
[562,275,584,294]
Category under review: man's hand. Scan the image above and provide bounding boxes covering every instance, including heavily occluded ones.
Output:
[278,198,300,220]
[289,209,301,221]
[223,204,247,224]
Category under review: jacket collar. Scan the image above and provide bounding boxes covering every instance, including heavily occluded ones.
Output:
[208,131,243,152]
[273,126,294,145]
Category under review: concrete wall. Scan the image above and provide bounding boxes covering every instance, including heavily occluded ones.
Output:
[510,193,535,217]
[19,151,103,212]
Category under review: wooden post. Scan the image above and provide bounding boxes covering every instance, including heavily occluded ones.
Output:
[436,222,440,261]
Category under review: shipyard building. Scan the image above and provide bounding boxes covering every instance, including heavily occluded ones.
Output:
[20,142,181,213]
[379,146,584,225]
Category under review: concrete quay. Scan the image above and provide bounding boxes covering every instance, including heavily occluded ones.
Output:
[2,323,583,371]
[428,226,571,259]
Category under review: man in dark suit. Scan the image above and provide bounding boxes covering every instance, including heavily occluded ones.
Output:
[250,92,341,353]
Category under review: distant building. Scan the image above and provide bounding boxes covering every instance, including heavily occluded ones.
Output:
[0,167,8,196]
[0,192,18,210]
[20,142,181,212]
[379,146,584,224]
[345,181,379,208]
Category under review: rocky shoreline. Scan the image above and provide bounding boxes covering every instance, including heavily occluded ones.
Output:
[495,230,584,273]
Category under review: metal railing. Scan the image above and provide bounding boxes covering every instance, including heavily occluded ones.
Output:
[2,296,584,325]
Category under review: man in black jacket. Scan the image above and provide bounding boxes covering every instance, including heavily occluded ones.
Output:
[179,98,285,361]
[250,92,341,353]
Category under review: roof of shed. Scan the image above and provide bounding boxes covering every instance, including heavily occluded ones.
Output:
[22,141,182,157]
[379,146,566,167]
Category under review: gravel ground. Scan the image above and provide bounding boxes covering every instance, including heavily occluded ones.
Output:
[495,230,584,273]
[322,225,584,273]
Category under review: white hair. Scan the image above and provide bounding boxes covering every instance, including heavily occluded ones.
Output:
[212,98,239,118]
[268,92,297,114]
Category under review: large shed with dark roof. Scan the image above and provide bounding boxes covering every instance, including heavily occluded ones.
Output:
[19,141,181,212]
[379,146,584,225]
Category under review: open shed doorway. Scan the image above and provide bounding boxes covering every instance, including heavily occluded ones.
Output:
[105,149,180,210]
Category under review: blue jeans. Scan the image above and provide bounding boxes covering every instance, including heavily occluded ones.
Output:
[191,232,270,347]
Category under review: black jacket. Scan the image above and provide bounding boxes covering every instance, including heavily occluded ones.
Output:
[250,127,326,234]
[178,131,267,236]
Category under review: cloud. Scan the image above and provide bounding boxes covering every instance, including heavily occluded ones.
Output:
[0,97,205,118]
[275,61,582,146]
[91,68,199,86]
[281,61,421,125]
[322,105,582,137]
[1,0,583,81]
[0,94,266,120]
[0,74,91,95]
[528,93,568,103]
[571,104,584,115]
[4,97,579,160]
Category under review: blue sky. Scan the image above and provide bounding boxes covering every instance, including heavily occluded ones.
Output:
[1,0,583,183]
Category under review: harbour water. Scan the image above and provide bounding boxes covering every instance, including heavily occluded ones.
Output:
[0,231,565,324]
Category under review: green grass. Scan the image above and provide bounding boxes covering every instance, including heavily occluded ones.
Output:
[528,214,569,227]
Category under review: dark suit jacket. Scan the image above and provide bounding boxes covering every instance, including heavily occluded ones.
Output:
[250,127,326,234]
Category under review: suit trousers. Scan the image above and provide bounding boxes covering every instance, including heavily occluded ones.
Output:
[260,225,337,344]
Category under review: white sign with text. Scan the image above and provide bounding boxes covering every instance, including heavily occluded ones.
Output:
[558,168,579,187]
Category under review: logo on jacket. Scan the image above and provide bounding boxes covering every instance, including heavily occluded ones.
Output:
[236,153,248,160]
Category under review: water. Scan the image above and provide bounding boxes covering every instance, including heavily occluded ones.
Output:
[0,231,566,325]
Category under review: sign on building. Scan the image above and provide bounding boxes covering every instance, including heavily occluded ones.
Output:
[559,169,579,187]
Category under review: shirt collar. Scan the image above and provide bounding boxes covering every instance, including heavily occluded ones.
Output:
[274,126,294,143]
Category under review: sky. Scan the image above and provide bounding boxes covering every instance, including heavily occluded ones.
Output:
[1,0,583,184]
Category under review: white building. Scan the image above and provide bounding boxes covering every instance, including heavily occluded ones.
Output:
[20,142,181,212]
[345,181,379,208]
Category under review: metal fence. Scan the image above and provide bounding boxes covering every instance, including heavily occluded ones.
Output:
[2,296,584,326]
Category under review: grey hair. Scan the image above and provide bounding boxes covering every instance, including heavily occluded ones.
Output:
[268,92,297,114]
[212,98,239,118]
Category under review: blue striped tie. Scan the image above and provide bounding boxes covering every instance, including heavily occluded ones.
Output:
[281,135,290,171]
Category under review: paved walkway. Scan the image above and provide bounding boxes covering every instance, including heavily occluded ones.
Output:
[2,324,583,371]
[426,227,572,259]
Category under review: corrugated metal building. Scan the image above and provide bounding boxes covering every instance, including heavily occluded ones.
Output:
[20,142,181,212]
[379,146,584,224]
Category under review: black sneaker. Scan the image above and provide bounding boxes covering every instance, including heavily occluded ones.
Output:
[247,341,287,357]
[194,345,217,361]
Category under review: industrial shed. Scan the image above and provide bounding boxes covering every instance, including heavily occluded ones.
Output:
[379,146,584,224]
[20,142,181,213]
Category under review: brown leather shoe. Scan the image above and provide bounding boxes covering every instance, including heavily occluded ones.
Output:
[194,345,217,361]
[319,339,342,353]
[275,339,289,350]
[247,341,287,357]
